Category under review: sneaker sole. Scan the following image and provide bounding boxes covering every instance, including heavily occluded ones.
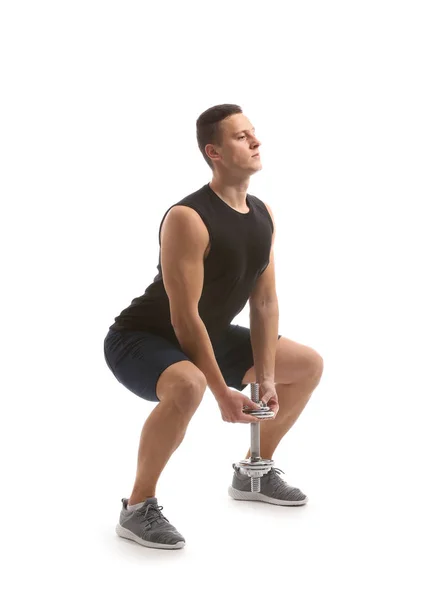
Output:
[228,486,308,506]
[115,524,185,550]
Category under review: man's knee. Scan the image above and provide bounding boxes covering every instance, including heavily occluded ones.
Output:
[157,361,207,414]
[309,350,324,380]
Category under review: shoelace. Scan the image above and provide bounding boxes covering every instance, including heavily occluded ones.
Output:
[272,467,286,477]
[268,467,293,495]
[135,503,169,527]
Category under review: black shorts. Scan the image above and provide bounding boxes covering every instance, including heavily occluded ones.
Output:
[103,324,281,402]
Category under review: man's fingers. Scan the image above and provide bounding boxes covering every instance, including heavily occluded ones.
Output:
[243,415,260,423]
[242,402,259,412]
[237,410,260,423]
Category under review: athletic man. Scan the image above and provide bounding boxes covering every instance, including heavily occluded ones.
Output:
[103,104,324,550]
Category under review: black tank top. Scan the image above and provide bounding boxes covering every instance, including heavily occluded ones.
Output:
[109,183,274,344]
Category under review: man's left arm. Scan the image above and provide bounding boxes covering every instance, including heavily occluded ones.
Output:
[249,202,279,385]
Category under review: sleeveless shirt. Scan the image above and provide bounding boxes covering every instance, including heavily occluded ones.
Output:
[109,183,274,345]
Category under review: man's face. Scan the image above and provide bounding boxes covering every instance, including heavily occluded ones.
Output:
[208,113,262,174]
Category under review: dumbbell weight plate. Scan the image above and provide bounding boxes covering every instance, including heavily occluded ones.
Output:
[243,406,274,417]
[243,411,275,419]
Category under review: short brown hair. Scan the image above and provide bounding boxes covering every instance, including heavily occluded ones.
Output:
[196,104,242,170]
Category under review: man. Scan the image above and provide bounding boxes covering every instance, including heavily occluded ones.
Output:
[103,104,324,550]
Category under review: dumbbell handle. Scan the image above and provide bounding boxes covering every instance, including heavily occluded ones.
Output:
[251,422,260,460]
[242,384,275,458]
[236,384,275,491]
[250,384,261,459]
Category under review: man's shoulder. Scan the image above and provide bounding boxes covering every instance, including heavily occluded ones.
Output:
[248,194,275,233]
[248,193,272,215]
[174,183,209,206]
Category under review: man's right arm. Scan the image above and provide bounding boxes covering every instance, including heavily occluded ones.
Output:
[160,206,228,400]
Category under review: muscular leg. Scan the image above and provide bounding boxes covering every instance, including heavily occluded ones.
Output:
[128,361,206,504]
[242,336,324,460]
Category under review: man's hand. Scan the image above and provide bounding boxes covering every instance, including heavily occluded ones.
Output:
[259,381,279,416]
[215,387,261,424]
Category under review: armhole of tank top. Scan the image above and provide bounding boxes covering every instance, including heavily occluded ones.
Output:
[183,205,214,259]
[254,197,274,235]
[158,204,178,245]
[158,203,214,254]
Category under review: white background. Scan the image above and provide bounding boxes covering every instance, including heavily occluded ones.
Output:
[1,0,423,598]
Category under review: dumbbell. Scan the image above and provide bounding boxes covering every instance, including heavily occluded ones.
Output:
[235,383,275,492]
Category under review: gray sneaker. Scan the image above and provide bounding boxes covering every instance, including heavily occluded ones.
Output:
[115,497,185,549]
[228,464,308,506]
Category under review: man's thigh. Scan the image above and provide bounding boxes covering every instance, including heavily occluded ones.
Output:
[104,329,191,402]
[241,333,324,385]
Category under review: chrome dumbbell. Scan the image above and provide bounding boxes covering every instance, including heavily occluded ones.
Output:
[235,383,275,492]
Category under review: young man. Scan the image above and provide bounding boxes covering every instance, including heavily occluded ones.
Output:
[103,104,324,550]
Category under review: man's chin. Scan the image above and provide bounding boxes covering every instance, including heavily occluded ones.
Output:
[250,163,263,174]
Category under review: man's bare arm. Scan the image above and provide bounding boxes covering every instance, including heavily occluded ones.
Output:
[249,201,279,383]
[161,206,229,399]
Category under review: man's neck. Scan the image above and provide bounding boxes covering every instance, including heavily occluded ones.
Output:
[209,177,250,212]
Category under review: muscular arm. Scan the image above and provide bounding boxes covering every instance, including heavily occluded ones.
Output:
[160,206,228,399]
[249,202,279,383]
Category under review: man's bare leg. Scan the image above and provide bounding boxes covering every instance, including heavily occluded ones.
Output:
[128,361,206,504]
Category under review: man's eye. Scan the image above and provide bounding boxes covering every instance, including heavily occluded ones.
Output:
[238,136,246,140]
